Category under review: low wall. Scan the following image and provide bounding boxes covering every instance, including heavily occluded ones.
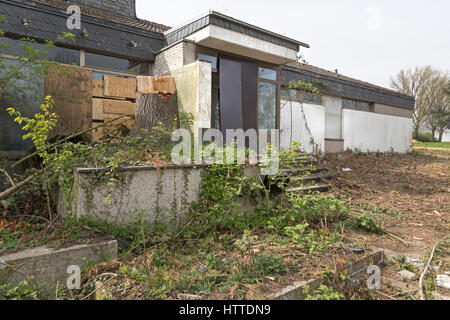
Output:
[280,99,325,154]
[60,165,261,226]
[343,110,413,153]
[0,240,117,289]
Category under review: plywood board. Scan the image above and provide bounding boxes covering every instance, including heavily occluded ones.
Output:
[93,80,104,97]
[91,126,104,143]
[92,99,104,121]
[137,76,176,95]
[103,100,135,115]
[45,65,93,136]
[103,77,136,99]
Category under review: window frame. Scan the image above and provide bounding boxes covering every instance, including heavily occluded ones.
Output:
[196,46,281,131]
[257,65,280,131]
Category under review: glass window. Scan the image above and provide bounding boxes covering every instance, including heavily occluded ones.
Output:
[198,54,218,69]
[357,101,372,112]
[281,87,297,100]
[258,82,277,130]
[258,67,277,81]
[93,71,134,80]
[0,36,80,65]
[304,92,323,105]
[0,58,44,152]
[85,52,141,74]
[343,98,357,110]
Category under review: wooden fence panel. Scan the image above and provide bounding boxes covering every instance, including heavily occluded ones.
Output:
[45,66,93,136]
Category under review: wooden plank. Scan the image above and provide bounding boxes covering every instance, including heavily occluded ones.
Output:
[103,100,135,115]
[93,80,104,97]
[103,116,134,130]
[92,99,104,121]
[91,125,104,143]
[137,76,176,94]
[103,77,136,99]
[45,65,93,136]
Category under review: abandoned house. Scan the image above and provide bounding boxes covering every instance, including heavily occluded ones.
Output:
[0,0,415,160]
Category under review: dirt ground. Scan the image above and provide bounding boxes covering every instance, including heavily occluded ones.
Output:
[323,149,450,300]
[2,149,448,300]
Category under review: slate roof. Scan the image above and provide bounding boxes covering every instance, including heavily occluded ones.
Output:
[32,0,171,33]
[165,11,309,51]
[1,0,167,61]
[282,62,415,110]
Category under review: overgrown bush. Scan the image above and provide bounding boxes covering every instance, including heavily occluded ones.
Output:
[415,132,434,142]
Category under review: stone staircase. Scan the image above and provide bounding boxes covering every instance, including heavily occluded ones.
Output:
[268,152,333,194]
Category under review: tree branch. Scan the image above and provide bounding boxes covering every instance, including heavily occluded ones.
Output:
[11,114,133,169]
[0,172,40,201]
[0,168,15,187]
[419,242,439,301]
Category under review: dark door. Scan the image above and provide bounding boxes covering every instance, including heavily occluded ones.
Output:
[219,55,258,145]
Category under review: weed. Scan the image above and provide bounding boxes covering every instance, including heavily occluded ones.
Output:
[303,284,345,300]
[351,213,384,234]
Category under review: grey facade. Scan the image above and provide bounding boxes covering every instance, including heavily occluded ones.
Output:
[165,11,309,51]
[281,64,415,110]
[1,0,167,61]
[0,0,416,158]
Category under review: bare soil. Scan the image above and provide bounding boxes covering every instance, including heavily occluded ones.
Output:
[323,150,450,299]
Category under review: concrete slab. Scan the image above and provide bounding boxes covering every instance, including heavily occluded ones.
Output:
[268,251,385,300]
[0,240,117,289]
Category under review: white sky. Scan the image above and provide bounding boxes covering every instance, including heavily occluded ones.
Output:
[136,0,450,89]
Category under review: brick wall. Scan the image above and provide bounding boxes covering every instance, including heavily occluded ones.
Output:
[154,41,196,75]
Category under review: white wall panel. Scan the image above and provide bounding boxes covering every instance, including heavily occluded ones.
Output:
[280,99,325,154]
[343,110,413,153]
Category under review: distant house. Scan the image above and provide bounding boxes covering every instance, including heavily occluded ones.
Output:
[0,0,415,158]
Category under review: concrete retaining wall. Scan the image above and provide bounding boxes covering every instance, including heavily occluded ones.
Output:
[61,165,261,227]
[343,110,413,153]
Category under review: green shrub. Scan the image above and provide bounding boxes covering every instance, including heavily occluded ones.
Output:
[415,132,434,142]
[253,255,286,277]
[304,284,345,300]
[351,213,384,234]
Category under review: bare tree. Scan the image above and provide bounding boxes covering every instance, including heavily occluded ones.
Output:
[436,81,450,142]
[424,75,449,141]
[390,66,446,138]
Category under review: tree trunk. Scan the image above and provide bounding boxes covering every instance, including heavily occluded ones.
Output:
[438,130,444,142]
[431,128,436,142]
[413,126,420,140]
[130,92,178,138]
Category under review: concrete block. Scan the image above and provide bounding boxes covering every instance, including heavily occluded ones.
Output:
[268,251,385,300]
[0,240,117,289]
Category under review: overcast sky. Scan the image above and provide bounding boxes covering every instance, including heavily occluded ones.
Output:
[136,0,450,89]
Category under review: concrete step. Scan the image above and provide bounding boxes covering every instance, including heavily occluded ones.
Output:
[288,173,334,187]
[286,182,332,194]
[280,158,319,169]
[279,167,329,177]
